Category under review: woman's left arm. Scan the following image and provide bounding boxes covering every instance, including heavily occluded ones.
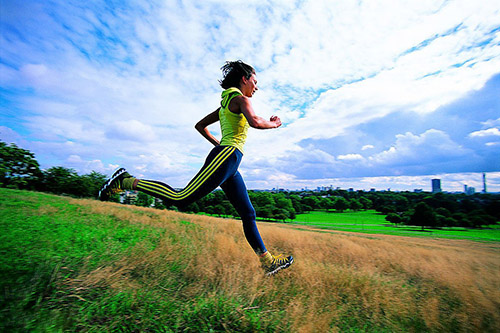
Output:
[236,96,281,129]
[195,108,220,146]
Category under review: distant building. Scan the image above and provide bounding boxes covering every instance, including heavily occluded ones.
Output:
[315,185,335,192]
[121,190,138,204]
[431,179,441,193]
[483,173,487,193]
[153,197,165,208]
[464,185,476,195]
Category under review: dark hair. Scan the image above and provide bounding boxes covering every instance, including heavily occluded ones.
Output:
[219,60,255,89]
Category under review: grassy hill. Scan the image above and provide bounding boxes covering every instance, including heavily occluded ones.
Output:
[1,188,499,332]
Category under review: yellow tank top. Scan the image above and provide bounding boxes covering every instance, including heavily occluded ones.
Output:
[219,88,249,153]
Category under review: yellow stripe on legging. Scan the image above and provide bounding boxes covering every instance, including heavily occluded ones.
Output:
[138,146,233,199]
[162,146,235,198]
[172,146,235,199]
[151,146,235,200]
[138,146,236,201]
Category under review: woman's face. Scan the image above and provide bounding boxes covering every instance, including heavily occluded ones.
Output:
[241,73,258,97]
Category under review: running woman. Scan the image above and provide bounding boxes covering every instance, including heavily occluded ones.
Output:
[99,60,293,276]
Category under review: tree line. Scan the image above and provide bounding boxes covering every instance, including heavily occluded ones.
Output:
[2,140,499,229]
[0,141,106,198]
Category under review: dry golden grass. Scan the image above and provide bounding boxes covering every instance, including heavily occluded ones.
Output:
[71,199,500,332]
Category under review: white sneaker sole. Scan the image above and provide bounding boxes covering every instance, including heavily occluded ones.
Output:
[265,256,294,276]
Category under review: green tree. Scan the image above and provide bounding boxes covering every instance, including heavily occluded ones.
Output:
[379,205,396,214]
[205,205,215,215]
[262,204,274,220]
[359,197,373,210]
[424,192,459,212]
[256,204,274,220]
[317,196,331,210]
[274,193,294,217]
[333,197,349,212]
[410,202,437,230]
[452,212,468,227]
[0,141,41,189]
[468,210,496,228]
[80,171,107,198]
[249,191,274,208]
[135,192,154,207]
[393,194,410,211]
[386,213,402,226]
[182,202,200,213]
[213,204,226,217]
[272,208,290,222]
[40,167,79,195]
[302,196,320,211]
[289,194,304,214]
[349,199,363,211]
[442,216,458,228]
[324,197,336,212]
[435,207,451,218]
[222,200,237,217]
[485,199,500,219]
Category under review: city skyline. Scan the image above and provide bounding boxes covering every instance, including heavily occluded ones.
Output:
[265,172,496,194]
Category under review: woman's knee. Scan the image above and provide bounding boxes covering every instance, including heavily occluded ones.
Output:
[240,206,256,221]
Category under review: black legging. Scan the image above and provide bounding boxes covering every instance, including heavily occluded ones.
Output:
[136,145,267,254]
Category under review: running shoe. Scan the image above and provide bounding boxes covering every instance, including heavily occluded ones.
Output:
[261,254,294,276]
[98,168,133,201]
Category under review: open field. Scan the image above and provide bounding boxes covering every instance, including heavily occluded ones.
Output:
[1,188,500,332]
[293,210,500,242]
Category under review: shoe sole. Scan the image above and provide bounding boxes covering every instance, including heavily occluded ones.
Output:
[98,167,127,201]
[265,256,294,277]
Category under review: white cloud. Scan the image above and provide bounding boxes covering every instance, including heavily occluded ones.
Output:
[0,126,22,143]
[371,129,470,166]
[266,171,297,186]
[482,118,500,128]
[2,0,500,191]
[242,0,500,164]
[106,120,157,142]
[337,154,364,161]
[67,155,106,173]
[469,128,500,138]
[20,63,49,79]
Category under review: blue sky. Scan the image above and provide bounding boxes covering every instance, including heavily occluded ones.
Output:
[1,0,499,192]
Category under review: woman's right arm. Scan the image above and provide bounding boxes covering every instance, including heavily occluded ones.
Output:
[195,108,221,146]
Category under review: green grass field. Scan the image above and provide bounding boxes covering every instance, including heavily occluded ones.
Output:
[2,188,499,332]
[292,210,500,242]
[0,189,171,331]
